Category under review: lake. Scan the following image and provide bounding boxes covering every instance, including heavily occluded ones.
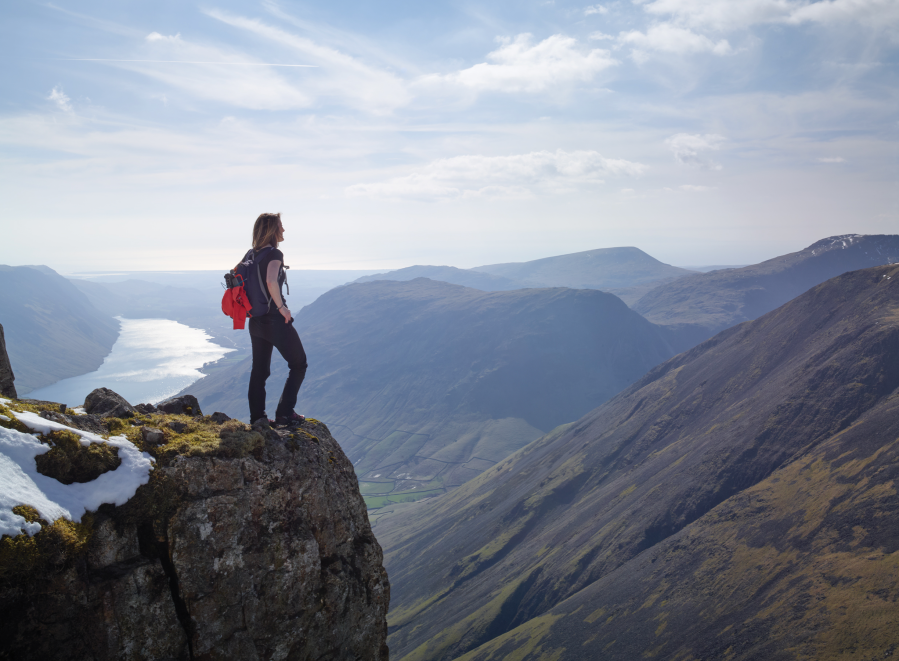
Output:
[27,318,233,408]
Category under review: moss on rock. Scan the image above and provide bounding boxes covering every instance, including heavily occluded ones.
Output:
[0,506,94,588]
[35,429,122,484]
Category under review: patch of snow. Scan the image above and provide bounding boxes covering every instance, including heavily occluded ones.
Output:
[0,416,8,422]
[72,407,87,416]
[0,410,154,538]
[0,398,10,406]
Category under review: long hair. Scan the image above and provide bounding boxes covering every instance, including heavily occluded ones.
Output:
[252,212,282,250]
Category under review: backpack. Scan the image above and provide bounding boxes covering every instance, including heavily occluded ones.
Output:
[221,247,274,329]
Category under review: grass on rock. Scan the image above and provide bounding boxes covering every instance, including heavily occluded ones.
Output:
[0,396,268,591]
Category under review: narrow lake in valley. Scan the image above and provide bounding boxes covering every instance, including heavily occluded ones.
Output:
[27,317,233,408]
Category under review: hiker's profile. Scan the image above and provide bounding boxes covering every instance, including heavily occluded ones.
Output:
[223,212,308,428]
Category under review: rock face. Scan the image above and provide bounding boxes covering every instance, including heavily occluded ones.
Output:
[0,323,16,399]
[1,418,390,660]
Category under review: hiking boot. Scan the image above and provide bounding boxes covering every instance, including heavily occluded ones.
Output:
[274,412,305,427]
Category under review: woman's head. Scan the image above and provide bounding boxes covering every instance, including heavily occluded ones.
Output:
[253,212,284,249]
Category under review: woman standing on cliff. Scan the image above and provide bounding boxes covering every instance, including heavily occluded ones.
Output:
[244,212,307,428]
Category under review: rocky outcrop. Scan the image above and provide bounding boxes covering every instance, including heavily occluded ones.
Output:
[1,403,390,660]
[0,323,15,399]
[84,387,136,419]
[158,394,203,417]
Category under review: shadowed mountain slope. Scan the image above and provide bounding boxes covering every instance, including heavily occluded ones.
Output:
[187,279,677,507]
[354,266,523,291]
[473,246,694,290]
[0,266,119,394]
[457,390,899,661]
[375,264,899,661]
[635,234,899,348]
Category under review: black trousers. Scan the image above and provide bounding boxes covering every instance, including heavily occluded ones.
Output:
[248,314,308,422]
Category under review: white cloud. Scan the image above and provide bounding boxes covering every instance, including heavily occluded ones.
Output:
[585,4,609,15]
[419,34,618,93]
[679,184,715,191]
[665,133,726,169]
[589,31,616,40]
[346,149,646,201]
[818,156,846,163]
[787,0,899,27]
[637,0,899,31]
[619,24,732,59]
[47,86,73,113]
[205,9,409,113]
[146,32,181,42]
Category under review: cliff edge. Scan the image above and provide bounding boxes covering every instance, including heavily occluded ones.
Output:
[0,394,389,660]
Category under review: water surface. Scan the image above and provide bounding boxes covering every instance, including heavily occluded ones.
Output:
[27,318,233,407]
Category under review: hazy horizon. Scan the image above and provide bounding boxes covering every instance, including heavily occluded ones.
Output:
[2,0,896,272]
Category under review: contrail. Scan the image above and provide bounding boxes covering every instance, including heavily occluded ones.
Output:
[58,58,317,67]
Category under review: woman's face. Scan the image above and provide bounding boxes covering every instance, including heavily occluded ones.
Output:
[277,221,285,243]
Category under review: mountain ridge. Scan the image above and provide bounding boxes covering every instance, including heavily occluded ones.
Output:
[635,233,899,346]
[473,246,695,290]
[376,263,899,661]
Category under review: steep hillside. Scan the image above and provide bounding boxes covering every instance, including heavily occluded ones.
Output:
[457,391,899,661]
[635,234,899,346]
[0,266,119,394]
[354,266,523,291]
[187,279,677,510]
[473,247,694,290]
[375,264,899,661]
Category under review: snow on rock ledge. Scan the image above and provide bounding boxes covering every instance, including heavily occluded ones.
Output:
[0,409,153,538]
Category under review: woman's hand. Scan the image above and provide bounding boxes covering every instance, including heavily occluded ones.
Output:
[279,305,291,323]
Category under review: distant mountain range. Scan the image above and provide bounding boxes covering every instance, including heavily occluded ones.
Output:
[473,246,694,290]
[354,247,695,305]
[186,278,679,509]
[376,263,899,661]
[0,265,119,394]
[635,234,899,347]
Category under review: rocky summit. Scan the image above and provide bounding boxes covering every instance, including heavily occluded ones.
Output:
[0,393,389,661]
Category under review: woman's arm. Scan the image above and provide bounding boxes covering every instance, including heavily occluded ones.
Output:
[266,260,290,323]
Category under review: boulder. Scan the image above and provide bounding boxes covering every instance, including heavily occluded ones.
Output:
[134,403,157,415]
[157,394,202,417]
[140,426,165,446]
[210,411,231,424]
[83,388,135,419]
[167,421,187,434]
[0,323,17,399]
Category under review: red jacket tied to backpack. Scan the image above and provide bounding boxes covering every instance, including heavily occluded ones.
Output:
[222,247,276,329]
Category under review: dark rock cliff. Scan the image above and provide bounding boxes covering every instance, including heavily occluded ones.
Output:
[0,396,389,661]
[0,324,15,399]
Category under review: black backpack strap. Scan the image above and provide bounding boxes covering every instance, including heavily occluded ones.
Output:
[253,249,273,305]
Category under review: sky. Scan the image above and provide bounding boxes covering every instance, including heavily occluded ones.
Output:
[1,0,897,272]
